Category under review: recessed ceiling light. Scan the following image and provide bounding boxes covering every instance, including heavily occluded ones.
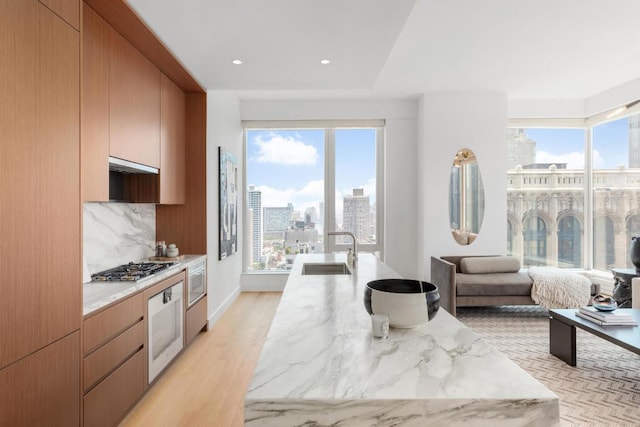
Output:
[320,59,330,65]
[232,59,243,65]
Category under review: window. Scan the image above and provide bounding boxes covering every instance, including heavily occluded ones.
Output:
[507,127,586,268]
[592,114,640,270]
[523,215,547,267]
[244,121,384,272]
[508,107,640,272]
[558,215,581,268]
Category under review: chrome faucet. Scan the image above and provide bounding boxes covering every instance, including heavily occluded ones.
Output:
[327,231,357,268]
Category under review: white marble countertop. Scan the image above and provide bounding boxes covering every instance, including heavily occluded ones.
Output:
[245,253,559,427]
[83,254,206,317]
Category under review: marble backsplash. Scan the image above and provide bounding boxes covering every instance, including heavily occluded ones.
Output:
[83,202,156,280]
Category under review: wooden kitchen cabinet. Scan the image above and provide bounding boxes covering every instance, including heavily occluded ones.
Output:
[39,0,79,29]
[82,6,187,204]
[0,332,80,427]
[83,293,144,355]
[109,25,161,169]
[81,3,110,202]
[186,295,208,345]
[83,293,145,426]
[84,349,145,427]
[160,73,186,204]
[0,0,80,369]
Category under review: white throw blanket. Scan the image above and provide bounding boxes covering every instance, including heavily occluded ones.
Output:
[528,267,592,309]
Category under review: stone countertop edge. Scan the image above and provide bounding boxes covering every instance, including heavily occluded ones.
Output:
[244,253,559,427]
[82,254,207,317]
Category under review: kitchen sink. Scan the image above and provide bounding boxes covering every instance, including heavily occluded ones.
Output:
[301,262,351,275]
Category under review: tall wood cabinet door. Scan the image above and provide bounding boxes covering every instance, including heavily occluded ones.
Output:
[160,73,186,204]
[109,27,161,168]
[0,332,80,427]
[81,4,110,201]
[0,0,81,368]
[38,0,79,30]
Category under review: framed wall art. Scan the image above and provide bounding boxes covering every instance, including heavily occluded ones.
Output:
[219,146,238,259]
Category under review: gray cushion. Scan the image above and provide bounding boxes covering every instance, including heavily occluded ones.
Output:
[456,272,532,296]
[460,256,521,274]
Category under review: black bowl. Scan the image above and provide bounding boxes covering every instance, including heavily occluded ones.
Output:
[364,279,440,328]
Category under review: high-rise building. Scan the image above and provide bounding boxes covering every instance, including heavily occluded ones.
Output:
[304,206,318,225]
[343,188,370,241]
[263,205,293,234]
[247,185,262,263]
[507,128,536,168]
[247,208,254,265]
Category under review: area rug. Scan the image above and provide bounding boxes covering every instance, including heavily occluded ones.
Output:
[456,305,640,427]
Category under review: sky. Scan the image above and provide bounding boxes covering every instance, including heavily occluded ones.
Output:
[246,128,377,220]
[525,116,630,169]
[246,117,632,219]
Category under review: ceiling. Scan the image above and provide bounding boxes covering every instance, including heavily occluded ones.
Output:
[126,0,640,102]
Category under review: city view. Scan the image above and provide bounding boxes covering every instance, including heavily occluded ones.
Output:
[245,114,640,273]
[507,113,640,270]
[245,128,378,271]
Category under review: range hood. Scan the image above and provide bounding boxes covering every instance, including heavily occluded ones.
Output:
[109,156,159,174]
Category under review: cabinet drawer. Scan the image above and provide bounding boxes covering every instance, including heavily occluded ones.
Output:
[83,348,145,427]
[84,293,144,355]
[185,295,207,345]
[83,320,145,392]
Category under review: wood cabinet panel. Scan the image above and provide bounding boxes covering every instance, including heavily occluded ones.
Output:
[156,94,207,254]
[160,73,186,204]
[84,320,145,392]
[0,0,80,369]
[186,296,208,345]
[0,332,80,426]
[109,26,161,168]
[81,3,110,201]
[39,0,79,29]
[84,293,144,355]
[84,348,145,427]
[143,271,186,300]
[83,0,203,93]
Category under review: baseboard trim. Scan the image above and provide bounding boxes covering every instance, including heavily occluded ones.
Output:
[207,286,241,327]
[240,272,287,292]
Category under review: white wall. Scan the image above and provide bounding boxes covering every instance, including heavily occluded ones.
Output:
[206,91,244,325]
[239,99,420,286]
[586,77,640,117]
[509,77,640,119]
[384,117,419,278]
[418,92,508,281]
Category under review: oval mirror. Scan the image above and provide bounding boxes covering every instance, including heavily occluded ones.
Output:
[449,148,484,245]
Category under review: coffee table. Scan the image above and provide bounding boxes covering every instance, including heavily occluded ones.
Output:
[549,308,640,366]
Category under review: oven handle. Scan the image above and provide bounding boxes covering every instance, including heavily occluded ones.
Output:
[163,288,172,304]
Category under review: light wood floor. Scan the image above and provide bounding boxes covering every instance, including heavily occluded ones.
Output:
[119,292,282,427]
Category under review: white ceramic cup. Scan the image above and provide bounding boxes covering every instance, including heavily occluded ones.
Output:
[371,314,389,338]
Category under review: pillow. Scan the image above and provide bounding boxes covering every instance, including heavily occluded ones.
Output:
[460,256,521,274]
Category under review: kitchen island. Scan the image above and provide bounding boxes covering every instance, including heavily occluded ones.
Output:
[245,253,559,426]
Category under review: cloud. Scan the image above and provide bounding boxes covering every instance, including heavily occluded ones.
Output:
[253,181,324,213]
[253,133,318,166]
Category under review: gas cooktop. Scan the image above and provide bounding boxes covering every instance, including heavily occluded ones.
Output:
[91,261,175,282]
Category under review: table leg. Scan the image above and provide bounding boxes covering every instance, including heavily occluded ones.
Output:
[549,316,576,366]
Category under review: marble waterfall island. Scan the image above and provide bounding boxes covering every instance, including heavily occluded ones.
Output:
[245,254,559,426]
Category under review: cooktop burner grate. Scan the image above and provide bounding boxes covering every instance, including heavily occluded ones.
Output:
[91,261,175,282]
